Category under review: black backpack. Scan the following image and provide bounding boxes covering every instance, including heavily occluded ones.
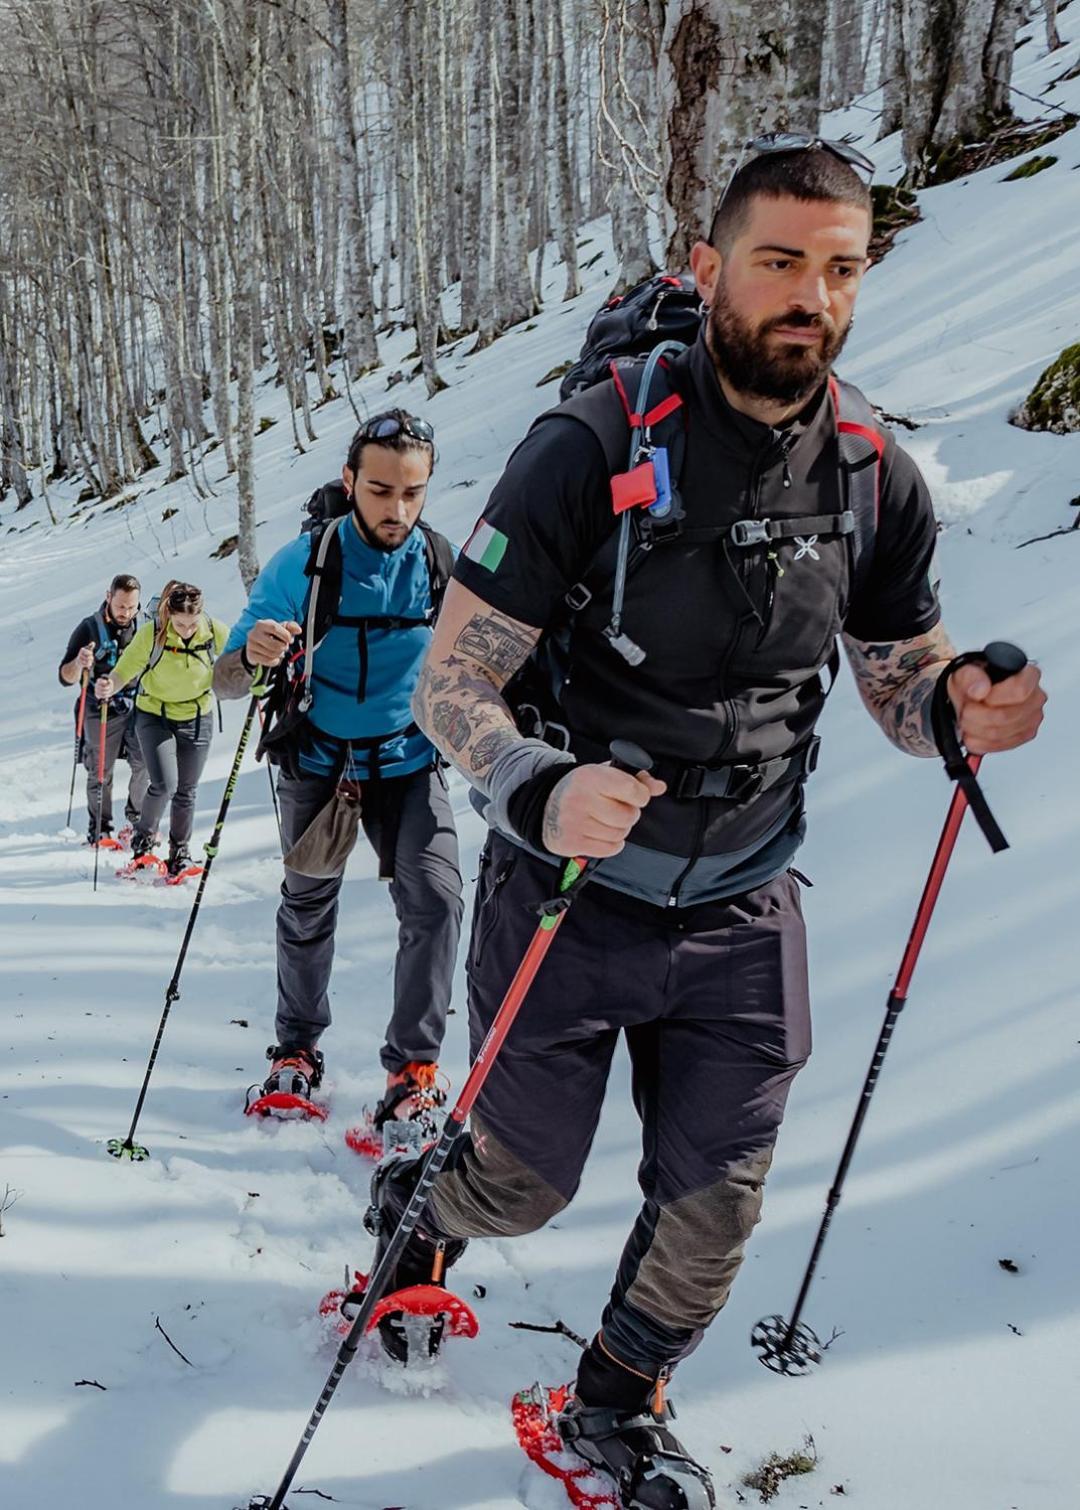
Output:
[256,482,454,777]
[506,272,885,760]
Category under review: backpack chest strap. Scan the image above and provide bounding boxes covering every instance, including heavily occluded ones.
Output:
[728,510,855,548]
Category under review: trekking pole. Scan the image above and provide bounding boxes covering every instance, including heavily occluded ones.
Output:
[66,670,89,828]
[255,701,284,853]
[92,701,109,893]
[107,682,269,1163]
[752,641,1028,1376]
[241,739,653,1510]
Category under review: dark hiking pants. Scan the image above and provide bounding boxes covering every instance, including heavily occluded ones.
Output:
[427,833,812,1380]
[275,766,464,1071]
[82,705,149,836]
[134,709,213,848]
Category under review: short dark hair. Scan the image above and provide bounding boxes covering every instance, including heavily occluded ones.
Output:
[709,149,872,254]
[346,409,435,475]
[109,573,140,595]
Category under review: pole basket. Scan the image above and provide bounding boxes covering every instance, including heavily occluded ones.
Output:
[106,1137,150,1162]
[750,1314,822,1376]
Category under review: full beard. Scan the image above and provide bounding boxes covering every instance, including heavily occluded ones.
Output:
[708,280,851,406]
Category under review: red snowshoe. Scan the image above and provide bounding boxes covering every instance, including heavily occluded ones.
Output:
[245,1044,327,1122]
[513,1381,716,1510]
[318,1266,478,1362]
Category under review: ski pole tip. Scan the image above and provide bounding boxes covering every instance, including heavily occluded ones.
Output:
[750,1314,823,1376]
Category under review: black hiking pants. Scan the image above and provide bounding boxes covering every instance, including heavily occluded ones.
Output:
[134,709,213,848]
[427,833,812,1380]
[275,766,464,1072]
[81,703,148,837]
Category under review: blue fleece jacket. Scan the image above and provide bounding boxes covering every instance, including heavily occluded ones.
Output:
[224,517,441,780]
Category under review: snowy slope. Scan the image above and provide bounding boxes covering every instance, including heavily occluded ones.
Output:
[3,14,1080,1509]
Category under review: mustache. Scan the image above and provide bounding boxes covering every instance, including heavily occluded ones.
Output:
[763,310,836,336]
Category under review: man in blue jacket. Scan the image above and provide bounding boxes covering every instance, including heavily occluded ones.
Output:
[214,411,463,1138]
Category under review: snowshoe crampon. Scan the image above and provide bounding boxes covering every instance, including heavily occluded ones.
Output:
[116,854,166,881]
[344,1063,447,1160]
[318,1268,478,1363]
[163,863,204,887]
[245,1086,328,1121]
[344,1108,434,1160]
[513,1383,716,1510]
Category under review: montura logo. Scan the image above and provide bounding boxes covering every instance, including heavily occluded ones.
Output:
[793,536,820,562]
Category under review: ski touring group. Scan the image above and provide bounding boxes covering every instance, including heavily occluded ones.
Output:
[64,140,1047,1510]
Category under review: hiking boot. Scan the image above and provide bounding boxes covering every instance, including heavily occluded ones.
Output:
[373,1061,447,1145]
[557,1338,715,1509]
[166,841,193,878]
[131,830,156,860]
[260,1043,324,1101]
[363,1150,468,1364]
[556,1394,715,1510]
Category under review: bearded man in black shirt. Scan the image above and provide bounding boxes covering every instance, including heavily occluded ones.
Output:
[383,143,1044,1507]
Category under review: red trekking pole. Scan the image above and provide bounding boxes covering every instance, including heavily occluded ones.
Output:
[241,739,653,1510]
[66,669,90,829]
[753,642,1028,1375]
[91,700,110,892]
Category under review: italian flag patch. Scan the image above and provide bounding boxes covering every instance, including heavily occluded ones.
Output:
[462,517,508,573]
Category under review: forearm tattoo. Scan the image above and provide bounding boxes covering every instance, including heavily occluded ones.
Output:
[413,606,541,790]
[842,624,957,757]
[541,781,565,849]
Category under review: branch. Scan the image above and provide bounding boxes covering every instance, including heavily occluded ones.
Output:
[155,1315,197,1367]
[0,1184,21,1237]
[508,1318,589,1350]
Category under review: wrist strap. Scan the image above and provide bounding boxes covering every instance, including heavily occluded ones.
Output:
[930,655,1008,853]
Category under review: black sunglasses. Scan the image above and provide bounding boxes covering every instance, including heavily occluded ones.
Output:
[708,133,875,243]
[359,414,435,445]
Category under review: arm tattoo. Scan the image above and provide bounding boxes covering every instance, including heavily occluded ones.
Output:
[413,600,542,792]
[842,624,957,757]
[541,782,564,849]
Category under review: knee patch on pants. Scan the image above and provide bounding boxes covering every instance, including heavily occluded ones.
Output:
[625,1148,774,1333]
[431,1114,569,1240]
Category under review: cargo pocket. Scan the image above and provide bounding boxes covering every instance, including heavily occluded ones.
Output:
[468,843,519,975]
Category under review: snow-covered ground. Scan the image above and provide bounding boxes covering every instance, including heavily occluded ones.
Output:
[3,15,1079,1509]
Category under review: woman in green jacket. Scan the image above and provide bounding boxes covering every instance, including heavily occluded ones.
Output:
[96,581,229,877]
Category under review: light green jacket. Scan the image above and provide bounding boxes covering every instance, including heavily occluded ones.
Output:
[112,616,230,721]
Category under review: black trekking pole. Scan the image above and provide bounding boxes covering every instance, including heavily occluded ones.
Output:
[107,684,268,1163]
[255,702,284,853]
[240,739,653,1510]
[92,700,109,892]
[752,642,1028,1376]
[66,670,90,829]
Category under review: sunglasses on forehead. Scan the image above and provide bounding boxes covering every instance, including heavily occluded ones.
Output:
[708,132,876,244]
[358,414,435,445]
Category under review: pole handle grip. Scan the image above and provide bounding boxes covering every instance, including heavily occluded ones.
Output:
[981,640,1027,685]
[609,739,654,776]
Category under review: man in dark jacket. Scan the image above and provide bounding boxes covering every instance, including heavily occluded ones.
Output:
[59,573,149,844]
[214,412,464,1145]
[384,143,1044,1506]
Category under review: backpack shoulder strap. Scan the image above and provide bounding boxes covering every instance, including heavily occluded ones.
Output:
[298,513,347,706]
[830,375,885,601]
[417,521,455,617]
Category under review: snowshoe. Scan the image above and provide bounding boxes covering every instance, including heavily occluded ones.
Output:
[245,1043,327,1121]
[513,1384,716,1510]
[318,1265,478,1364]
[361,1150,469,1364]
[117,823,134,848]
[345,1060,448,1159]
[88,825,123,851]
[164,841,203,886]
[116,831,165,879]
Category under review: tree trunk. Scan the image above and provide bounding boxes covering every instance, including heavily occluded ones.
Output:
[788,0,828,130]
[326,0,379,379]
[658,0,789,267]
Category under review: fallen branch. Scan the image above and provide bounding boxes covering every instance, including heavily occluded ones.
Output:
[1017,517,1080,547]
[508,1318,589,1350]
[155,1315,196,1368]
[75,1379,107,1390]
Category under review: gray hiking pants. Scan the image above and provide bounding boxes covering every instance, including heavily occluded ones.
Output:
[426,834,812,1379]
[275,766,463,1071]
[134,709,214,848]
[82,704,148,836]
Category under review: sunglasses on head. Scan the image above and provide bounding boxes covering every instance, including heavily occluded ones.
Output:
[359,414,435,445]
[168,584,202,612]
[709,133,875,243]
